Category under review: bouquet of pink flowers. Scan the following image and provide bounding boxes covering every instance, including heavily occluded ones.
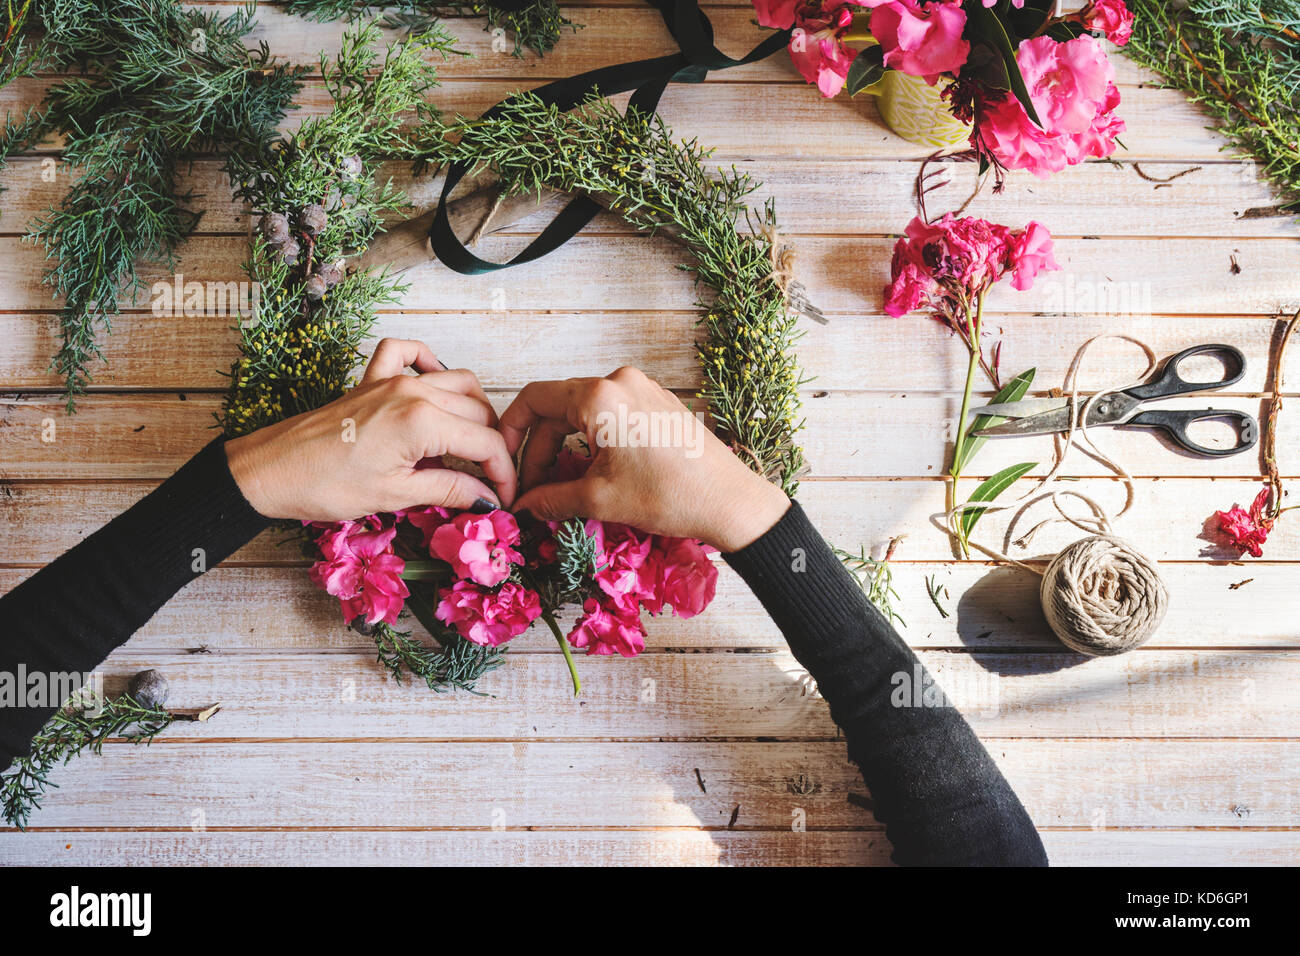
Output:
[753,0,1133,179]
[306,449,718,694]
[883,213,1059,549]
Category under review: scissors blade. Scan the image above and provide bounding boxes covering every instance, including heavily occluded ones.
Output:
[970,406,1075,437]
[969,397,1069,418]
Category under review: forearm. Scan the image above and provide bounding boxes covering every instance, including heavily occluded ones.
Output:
[724,501,1048,866]
[0,437,269,772]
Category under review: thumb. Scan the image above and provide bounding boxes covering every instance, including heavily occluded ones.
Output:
[402,467,500,513]
[512,479,592,522]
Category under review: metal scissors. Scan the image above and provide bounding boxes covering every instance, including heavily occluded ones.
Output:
[969,343,1259,458]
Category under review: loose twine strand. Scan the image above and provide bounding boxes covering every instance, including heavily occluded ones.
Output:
[935,334,1171,655]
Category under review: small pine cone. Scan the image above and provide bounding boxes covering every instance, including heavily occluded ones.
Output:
[279,236,301,266]
[303,273,329,301]
[340,155,363,180]
[128,669,170,710]
[316,259,345,288]
[259,212,290,245]
[349,615,376,637]
[298,203,328,237]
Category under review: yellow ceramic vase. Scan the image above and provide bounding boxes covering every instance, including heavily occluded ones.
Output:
[874,71,969,151]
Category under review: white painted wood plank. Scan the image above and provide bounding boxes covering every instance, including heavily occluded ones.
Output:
[1,827,1295,866]
[4,235,1295,316]
[3,311,1294,396]
[4,156,1287,239]
[54,647,1300,739]
[2,392,1289,479]
[8,549,1293,655]
[9,738,1295,830]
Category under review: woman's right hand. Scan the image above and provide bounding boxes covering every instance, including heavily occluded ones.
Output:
[225,338,516,522]
[500,366,790,552]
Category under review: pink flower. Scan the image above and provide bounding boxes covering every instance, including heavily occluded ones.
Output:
[981,0,1023,5]
[653,536,719,619]
[1007,220,1059,291]
[567,598,647,657]
[976,35,1125,177]
[435,580,542,646]
[788,0,870,97]
[309,521,409,626]
[1215,487,1274,558]
[1084,0,1133,46]
[884,214,1058,317]
[589,520,659,615]
[867,0,970,84]
[403,505,451,548]
[752,0,800,28]
[429,510,524,586]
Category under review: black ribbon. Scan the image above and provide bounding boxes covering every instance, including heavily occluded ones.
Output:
[428,0,791,275]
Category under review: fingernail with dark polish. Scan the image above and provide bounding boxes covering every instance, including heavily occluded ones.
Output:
[470,496,497,514]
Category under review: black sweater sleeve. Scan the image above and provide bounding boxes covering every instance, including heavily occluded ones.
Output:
[0,437,270,772]
[724,500,1048,867]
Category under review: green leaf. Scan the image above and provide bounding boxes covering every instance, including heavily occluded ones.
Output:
[960,461,1037,538]
[951,366,1035,476]
[846,46,886,97]
[399,559,451,582]
[969,5,1043,128]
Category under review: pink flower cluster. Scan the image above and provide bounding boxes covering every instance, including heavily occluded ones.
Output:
[1215,488,1274,558]
[309,518,410,627]
[884,213,1059,319]
[307,449,720,659]
[1084,0,1133,46]
[976,34,1125,178]
[565,521,719,657]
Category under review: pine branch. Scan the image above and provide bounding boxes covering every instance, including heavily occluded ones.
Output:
[284,0,578,58]
[1125,0,1300,214]
[20,0,306,408]
[1,693,174,830]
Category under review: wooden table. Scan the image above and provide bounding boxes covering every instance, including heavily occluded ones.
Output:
[1,3,1298,866]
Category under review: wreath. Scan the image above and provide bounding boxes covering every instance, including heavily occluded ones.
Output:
[219,23,808,695]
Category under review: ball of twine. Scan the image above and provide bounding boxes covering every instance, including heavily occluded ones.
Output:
[1039,534,1169,656]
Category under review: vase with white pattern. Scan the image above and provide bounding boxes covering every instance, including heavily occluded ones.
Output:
[874,71,970,151]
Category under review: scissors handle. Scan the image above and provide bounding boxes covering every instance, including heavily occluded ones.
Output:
[1126,343,1247,401]
[1127,408,1259,457]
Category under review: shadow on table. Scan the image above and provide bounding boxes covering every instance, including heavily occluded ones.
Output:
[952,566,1090,676]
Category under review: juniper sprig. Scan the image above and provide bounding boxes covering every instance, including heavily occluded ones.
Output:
[1125,0,1300,213]
[417,94,809,494]
[19,0,305,408]
[285,0,577,58]
[0,693,173,830]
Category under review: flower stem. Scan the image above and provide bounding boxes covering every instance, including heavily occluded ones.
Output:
[948,294,985,557]
[541,606,581,697]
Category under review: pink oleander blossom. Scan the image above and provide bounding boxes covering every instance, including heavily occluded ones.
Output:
[309,521,409,626]
[567,598,647,657]
[403,505,452,548]
[1215,488,1274,558]
[435,580,543,646]
[589,521,659,615]
[429,510,524,586]
[788,1,866,97]
[976,35,1125,177]
[1084,0,1133,46]
[653,536,719,619]
[867,0,970,84]
[884,214,1058,321]
[753,0,800,28]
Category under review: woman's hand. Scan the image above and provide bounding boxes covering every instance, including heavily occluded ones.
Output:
[225,338,516,522]
[500,366,790,552]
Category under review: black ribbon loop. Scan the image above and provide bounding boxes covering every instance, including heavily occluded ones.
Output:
[428,0,791,275]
